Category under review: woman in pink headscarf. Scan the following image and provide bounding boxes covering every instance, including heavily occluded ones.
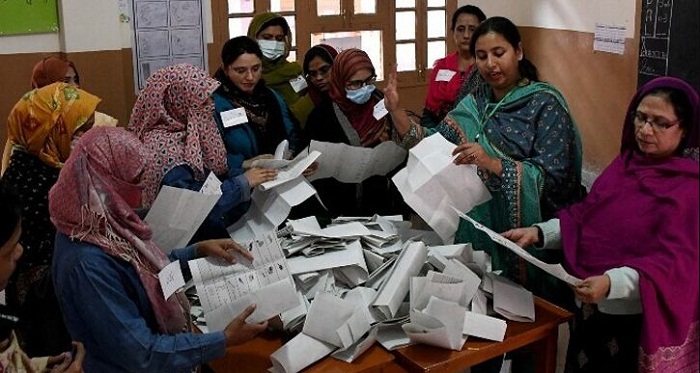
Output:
[49,127,267,372]
[128,63,276,240]
[504,76,699,373]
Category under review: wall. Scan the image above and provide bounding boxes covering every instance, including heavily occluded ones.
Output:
[0,0,214,146]
[462,0,640,170]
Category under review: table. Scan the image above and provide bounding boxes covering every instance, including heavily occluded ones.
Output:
[207,330,404,373]
[392,297,572,373]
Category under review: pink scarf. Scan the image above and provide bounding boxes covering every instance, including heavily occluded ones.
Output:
[49,127,189,334]
[128,64,228,206]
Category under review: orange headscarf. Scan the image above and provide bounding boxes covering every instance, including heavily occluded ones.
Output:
[6,82,101,168]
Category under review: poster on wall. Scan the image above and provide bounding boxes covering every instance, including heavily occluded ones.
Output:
[129,0,208,93]
[0,0,59,35]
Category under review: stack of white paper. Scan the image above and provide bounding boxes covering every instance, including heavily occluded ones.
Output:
[371,241,428,319]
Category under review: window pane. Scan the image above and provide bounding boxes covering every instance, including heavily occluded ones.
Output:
[427,40,446,67]
[354,0,375,14]
[270,0,294,12]
[228,0,253,13]
[284,16,296,46]
[396,43,415,72]
[395,11,415,41]
[311,30,384,80]
[427,0,445,6]
[427,10,446,38]
[229,17,252,39]
[396,0,415,8]
[317,0,341,16]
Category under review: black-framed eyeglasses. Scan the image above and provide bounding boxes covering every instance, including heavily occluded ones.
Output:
[346,74,377,90]
[632,110,680,132]
[305,64,331,79]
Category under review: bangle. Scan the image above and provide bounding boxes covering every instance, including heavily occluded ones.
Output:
[536,226,544,245]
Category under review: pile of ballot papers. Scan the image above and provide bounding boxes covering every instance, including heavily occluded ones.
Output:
[187,214,544,373]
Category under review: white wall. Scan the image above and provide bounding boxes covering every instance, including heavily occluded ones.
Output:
[0,0,214,54]
[460,0,636,38]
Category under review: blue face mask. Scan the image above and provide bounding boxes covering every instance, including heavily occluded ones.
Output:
[345,84,375,104]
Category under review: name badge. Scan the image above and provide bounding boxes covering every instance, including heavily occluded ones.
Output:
[289,75,308,93]
[373,98,389,120]
[220,107,248,128]
[435,69,457,82]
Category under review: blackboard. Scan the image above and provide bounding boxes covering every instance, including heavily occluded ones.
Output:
[638,0,700,92]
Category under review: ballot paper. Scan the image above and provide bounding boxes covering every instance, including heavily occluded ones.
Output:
[145,185,221,253]
[287,240,369,284]
[250,140,292,169]
[228,178,318,242]
[259,150,321,191]
[188,231,300,331]
[331,326,378,363]
[302,292,371,349]
[492,275,535,322]
[454,208,581,285]
[462,311,507,342]
[410,272,469,310]
[307,140,407,183]
[403,296,466,350]
[392,134,491,243]
[269,333,336,373]
[371,241,428,319]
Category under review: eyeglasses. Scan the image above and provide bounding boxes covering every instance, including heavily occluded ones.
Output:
[632,110,680,132]
[346,74,377,90]
[305,64,331,79]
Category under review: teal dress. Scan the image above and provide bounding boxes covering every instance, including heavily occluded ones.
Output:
[401,79,584,308]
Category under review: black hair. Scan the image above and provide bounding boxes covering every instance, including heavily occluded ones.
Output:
[221,36,263,67]
[644,87,694,154]
[0,181,21,248]
[469,16,539,82]
[303,46,335,75]
[451,5,486,30]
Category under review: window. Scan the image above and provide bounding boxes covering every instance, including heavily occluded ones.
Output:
[212,0,458,109]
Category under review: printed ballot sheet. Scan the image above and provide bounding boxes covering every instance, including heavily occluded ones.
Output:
[145,185,221,253]
[454,208,581,286]
[307,140,407,183]
[259,150,321,191]
[392,133,491,244]
[188,231,299,331]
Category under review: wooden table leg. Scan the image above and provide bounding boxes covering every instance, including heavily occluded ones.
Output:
[535,327,559,373]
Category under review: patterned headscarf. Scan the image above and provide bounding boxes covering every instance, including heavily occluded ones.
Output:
[6,82,101,168]
[30,55,79,89]
[49,127,189,334]
[128,64,227,206]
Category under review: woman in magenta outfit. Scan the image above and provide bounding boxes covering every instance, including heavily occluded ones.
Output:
[421,5,486,127]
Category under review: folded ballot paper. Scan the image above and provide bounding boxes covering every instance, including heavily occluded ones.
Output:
[307,140,407,183]
[145,176,222,253]
[188,231,300,332]
[403,296,466,350]
[392,133,492,244]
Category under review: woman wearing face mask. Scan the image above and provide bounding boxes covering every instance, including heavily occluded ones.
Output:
[247,12,304,110]
[1,82,101,357]
[422,5,486,128]
[288,44,338,129]
[302,48,407,220]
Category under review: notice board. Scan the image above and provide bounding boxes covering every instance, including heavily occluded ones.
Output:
[0,0,59,35]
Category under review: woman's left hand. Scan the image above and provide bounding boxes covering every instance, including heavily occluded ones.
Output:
[196,239,254,264]
[573,275,611,304]
[302,161,319,177]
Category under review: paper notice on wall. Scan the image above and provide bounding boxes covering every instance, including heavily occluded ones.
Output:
[593,23,626,54]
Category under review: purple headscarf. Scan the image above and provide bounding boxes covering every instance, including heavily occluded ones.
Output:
[560,77,699,372]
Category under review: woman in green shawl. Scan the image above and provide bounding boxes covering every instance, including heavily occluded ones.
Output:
[247,13,304,111]
[386,16,585,310]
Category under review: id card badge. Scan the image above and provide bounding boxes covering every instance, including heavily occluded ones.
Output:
[220,107,248,128]
[435,69,457,82]
[289,75,308,93]
[373,99,389,120]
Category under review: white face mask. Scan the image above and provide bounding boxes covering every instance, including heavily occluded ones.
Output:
[258,39,286,61]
